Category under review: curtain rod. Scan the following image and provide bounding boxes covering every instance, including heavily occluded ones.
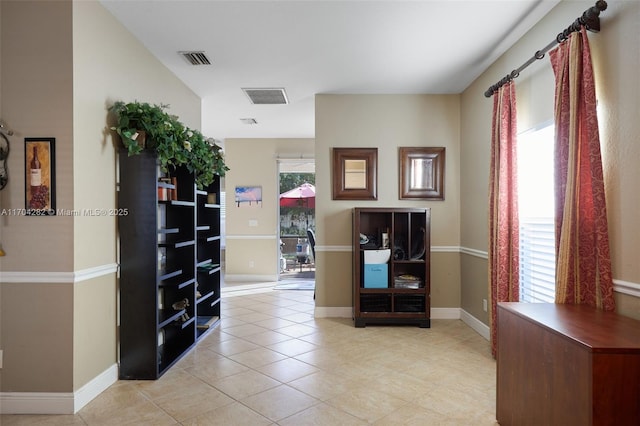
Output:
[484,0,608,98]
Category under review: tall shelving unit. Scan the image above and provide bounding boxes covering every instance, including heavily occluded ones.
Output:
[118,149,221,379]
[352,207,431,328]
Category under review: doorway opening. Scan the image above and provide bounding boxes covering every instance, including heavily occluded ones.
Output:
[277,159,315,282]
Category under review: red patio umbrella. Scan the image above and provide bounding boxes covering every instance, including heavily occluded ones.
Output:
[279,182,315,208]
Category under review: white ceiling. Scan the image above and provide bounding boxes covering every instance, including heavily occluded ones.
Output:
[100,0,561,141]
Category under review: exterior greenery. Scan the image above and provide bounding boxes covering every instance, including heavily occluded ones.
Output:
[279,173,315,236]
[279,173,315,193]
[109,101,228,188]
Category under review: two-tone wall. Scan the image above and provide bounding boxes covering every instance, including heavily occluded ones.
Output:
[459,0,640,323]
[224,96,463,320]
[0,0,201,414]
[314,94,462,318]
[224,138,314,282]
[219,1,640,332]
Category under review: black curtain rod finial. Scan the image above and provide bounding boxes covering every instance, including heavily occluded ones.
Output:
[595,0,608,13]
[583,0,608,32]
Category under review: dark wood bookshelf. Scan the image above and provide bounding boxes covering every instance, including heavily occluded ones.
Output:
[352,207,431,328]
[118,149,221,379]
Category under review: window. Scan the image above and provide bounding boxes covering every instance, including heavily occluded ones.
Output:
[518,124,555,303]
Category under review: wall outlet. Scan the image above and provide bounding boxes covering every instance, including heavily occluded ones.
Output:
[249,260,255,268]
[248,219,258,227]
[483,299,488,312]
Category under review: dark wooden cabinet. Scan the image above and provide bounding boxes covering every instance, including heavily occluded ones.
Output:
[497,302,640,425]
[352,208,430,328]
[118,150,221,379]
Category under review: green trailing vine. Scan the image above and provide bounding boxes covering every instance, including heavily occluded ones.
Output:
[109,101,228,188]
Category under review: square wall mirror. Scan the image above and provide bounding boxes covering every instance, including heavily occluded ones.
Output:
[399,147,445,200]
[332,147,377,200]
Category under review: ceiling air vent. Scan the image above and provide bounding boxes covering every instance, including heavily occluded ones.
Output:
[179,51,211,66]
[240,118,258,125]
[242,88,288,105]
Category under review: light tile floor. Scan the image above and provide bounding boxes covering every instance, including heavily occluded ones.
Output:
[1,282,498,425]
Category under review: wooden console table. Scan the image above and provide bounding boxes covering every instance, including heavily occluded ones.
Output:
[497,302,640,425]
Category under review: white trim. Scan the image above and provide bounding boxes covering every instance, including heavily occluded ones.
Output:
[315,245,350,252]
[314,307,463,320]
[314,306,352,318]
[76,263,119,282]
[225,235,277,240]
[460,309,491,341]
[0,263,118,284]
[614,279,640,298]
[274,154,315,160]
[431,307,461,319]
[315,245,462,253]
[0,271,75,284]
[0,363,118,415]
[217,244,478,292]
[0,392,73,415]
[224,274,278,282]
[460,246,488,259]
[73,363,119,413]
[431,246,460,253]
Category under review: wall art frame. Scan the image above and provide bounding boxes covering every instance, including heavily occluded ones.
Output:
[332,147,377,200]
[235,185,262,207]
[25,137,56,215]
[399,146,445,200]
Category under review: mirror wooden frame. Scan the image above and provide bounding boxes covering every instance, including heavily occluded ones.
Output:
[332,147,377,200]
[399,146,445,200]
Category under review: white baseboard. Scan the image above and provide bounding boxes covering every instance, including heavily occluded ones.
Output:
[431,307,461,319]
[460,309,490,341]
[0,392,74,415]
[314,306,352,318]
[313,306,490,342]
[0,363,118,415]
[73,363,119,413]
[314,307,463,320]
[224,274,278,283]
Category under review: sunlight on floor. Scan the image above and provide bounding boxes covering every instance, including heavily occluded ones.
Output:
[222,281,282,297]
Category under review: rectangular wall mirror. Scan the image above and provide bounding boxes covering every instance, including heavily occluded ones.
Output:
[332,147,377,200]
[399,147,445,200]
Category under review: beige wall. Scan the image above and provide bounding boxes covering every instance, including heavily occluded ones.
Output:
[0,0,201,398]
[224,138,314,280]
[71,0,200,391]
[72,0,201,272]
[1,283,74,392]
[460,0,640,322]
[0,0,75,393]
[0,0,74,273]
[314,94,461,311]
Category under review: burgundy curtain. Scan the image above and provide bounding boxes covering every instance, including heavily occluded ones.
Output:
[488,81,519,358]
[549,28,615,310]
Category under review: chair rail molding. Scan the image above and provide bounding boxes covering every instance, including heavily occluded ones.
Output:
[0,263,118,283]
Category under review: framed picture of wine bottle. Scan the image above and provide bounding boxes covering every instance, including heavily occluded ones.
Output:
[24,138,56,216]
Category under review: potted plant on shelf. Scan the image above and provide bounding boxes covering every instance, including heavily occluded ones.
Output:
[109,101,169,154]
[109,101,229,188]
